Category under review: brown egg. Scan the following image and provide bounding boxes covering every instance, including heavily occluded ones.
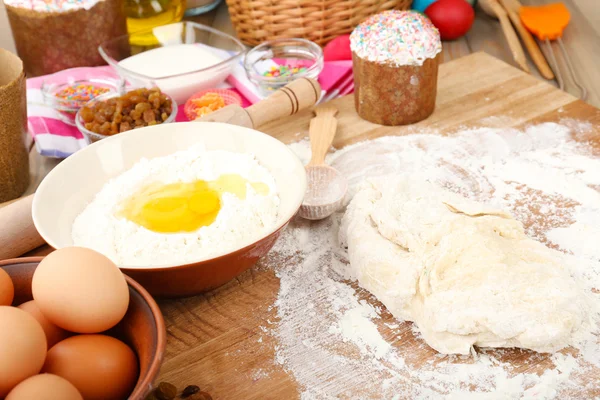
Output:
[32,247,129,333]
[0,268,14,306]
[18,301,70,348]
[6,373,83,400]
[0,306,47,397]
[43,334,138,400]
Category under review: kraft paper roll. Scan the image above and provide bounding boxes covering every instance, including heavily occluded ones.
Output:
[0,49,29,203]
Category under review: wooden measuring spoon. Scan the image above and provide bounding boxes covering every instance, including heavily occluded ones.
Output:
[299,105,347,221]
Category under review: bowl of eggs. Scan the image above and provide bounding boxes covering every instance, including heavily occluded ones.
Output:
[0,248,166,399]
[32,121,306,297]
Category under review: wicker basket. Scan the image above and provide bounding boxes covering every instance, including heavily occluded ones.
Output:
[225,0,412,46]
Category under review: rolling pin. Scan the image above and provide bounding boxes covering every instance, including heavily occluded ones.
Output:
[0,194,45,260]
[0,78,323,260]
[201,77,322,127]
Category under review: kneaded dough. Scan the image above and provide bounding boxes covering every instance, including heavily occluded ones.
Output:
[340,176,590,354]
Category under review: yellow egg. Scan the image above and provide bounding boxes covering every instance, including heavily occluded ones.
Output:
[119,173,270,233]
[6,373,83,400]
[0,268,14,306]
[32,247,129,334]
[0,306,47,397]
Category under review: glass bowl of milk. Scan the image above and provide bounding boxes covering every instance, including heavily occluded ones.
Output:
[99,21,246,105]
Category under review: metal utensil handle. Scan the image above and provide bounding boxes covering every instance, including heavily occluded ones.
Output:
[557,38,587,101]
[544,39,565,91]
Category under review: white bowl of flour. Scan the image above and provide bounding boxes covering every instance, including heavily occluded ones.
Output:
[32,122,306,297]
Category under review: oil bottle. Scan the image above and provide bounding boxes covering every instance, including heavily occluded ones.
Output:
[124,0,186,46]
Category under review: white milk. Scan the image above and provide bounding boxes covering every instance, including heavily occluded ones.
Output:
[118,44,230,104]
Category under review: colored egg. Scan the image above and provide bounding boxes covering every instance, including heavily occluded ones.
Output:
[6,374,83,400]
[412,0,438,13]
[18,300,70,348]
[0,268,14,306]
[324,34,352,61]
[425,0,475,40]
[32,247,129,334]
[0,306,47,397]
[43,335,138,400]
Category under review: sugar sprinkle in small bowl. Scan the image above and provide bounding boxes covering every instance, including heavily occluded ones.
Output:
[244,38,323,97]
[41,68,121,126]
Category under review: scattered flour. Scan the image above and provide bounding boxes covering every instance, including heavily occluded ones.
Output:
[72,144,280,267]
[264,122,600,399]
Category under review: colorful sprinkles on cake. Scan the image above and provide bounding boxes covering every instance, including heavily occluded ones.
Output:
[4,0,102,12]
[55,84,110,104]
[350,10,442,67]
[263,65,308,78]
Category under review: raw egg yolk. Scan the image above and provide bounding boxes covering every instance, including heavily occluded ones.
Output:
[119,174,270,233]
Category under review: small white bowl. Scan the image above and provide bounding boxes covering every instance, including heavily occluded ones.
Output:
[31,122,307,297]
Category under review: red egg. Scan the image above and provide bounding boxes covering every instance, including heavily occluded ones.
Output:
[425,0,475,41]
[323,34,352,61]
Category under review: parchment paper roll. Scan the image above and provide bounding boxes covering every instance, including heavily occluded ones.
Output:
[0,49,29,203]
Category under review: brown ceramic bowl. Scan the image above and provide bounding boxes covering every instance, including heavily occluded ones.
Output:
[32,122,306,297]
[0,257,167,400]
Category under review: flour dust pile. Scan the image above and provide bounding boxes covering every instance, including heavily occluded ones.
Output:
[261,122,600,399]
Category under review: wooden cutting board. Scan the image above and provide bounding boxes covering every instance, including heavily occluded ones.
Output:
[156,52,600,398]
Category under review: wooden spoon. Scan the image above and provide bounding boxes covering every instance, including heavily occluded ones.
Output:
[479,0,530,74]
[298,105,347,221]
[479,0,554,79]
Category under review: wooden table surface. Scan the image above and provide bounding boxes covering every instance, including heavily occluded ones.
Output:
[161,52,600,398]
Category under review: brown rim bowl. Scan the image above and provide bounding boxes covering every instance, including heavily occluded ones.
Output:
[0,257,166,400]
[32,122,307,297]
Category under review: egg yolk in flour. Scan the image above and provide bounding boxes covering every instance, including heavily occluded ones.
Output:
[119,174,269,233]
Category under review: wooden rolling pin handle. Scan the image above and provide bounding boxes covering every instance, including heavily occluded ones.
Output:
[308,105,339,166]
[0,194,45,260]
[246,78,321,129]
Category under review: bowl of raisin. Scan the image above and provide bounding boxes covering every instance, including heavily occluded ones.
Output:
[76,87,177,143]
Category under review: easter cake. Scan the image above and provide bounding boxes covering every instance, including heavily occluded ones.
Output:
[5,0,126,76]
[350,10,442,125]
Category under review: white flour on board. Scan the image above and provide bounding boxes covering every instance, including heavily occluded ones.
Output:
[260,122,600,399]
